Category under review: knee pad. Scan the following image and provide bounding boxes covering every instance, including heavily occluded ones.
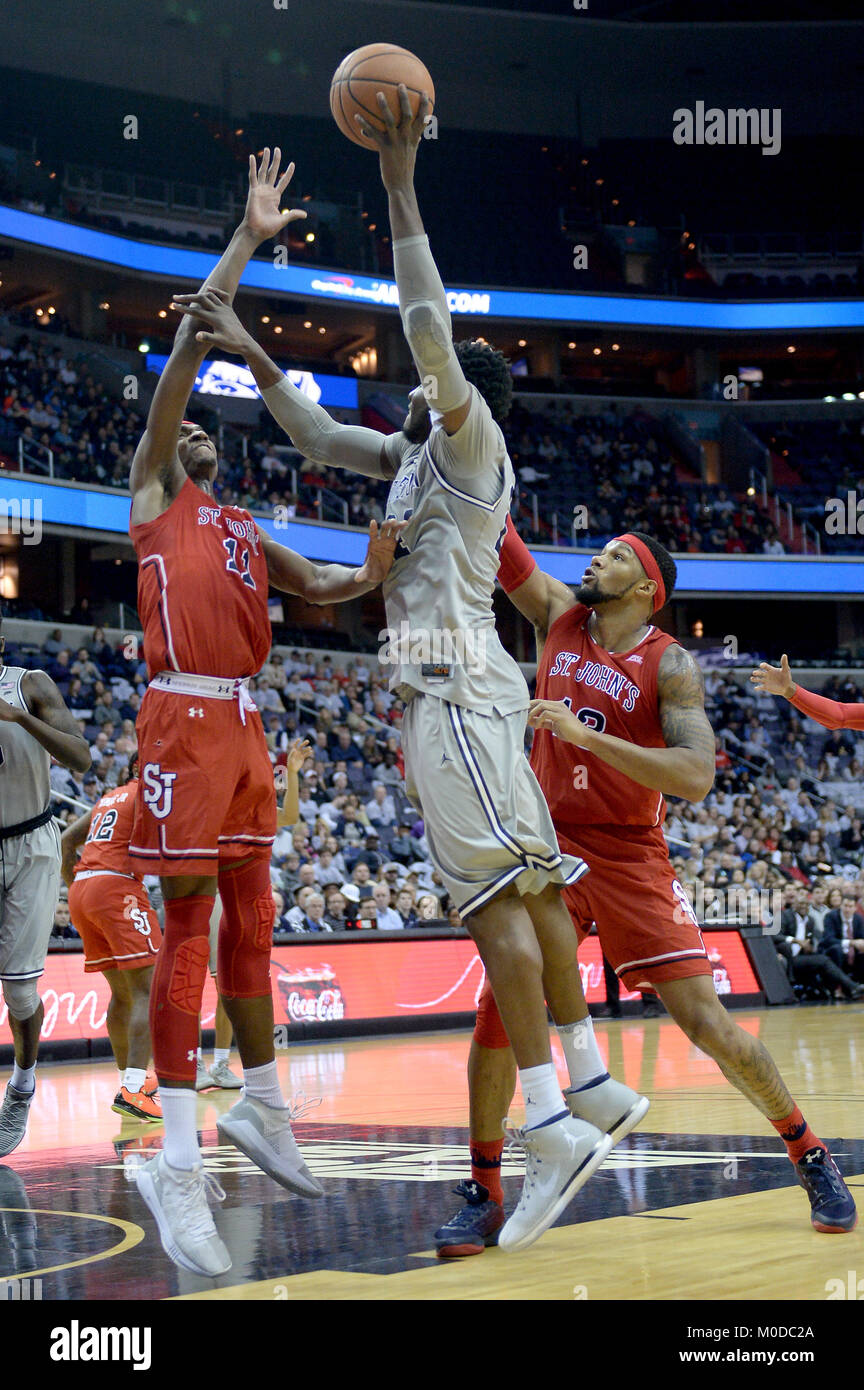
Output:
[2,979,41,1021]
[217,855,274,999]
[474,978,511,1050]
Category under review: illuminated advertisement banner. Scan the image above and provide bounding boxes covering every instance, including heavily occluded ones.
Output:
[145,354,358,409]
[4,204,864,332]
[2,474,862,592]
[18,932,759,1043]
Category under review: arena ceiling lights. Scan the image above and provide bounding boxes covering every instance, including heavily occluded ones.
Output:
[3,206,864,334]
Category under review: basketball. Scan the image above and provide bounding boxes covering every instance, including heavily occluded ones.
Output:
[330,43,435,149]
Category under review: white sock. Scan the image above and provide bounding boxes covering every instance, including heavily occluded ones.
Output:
[213,1048,230,1066]
[557,1017,608,1090]
[243,1061,284,1109]
[519,1063,567,1129]
[196,1047,203,1061]
[11,1062,36,1095]
[160,1089,200,1169]
[123,1067,147,1094]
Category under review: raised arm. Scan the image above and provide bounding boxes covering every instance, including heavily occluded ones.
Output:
[257,517,406,604]
[170,287,400,482]
[129,150,307,518]
[276,738,311,828]
[355,86,471,438]
[0,670,91,774]
[751,654,864,731]
[528,643,715,802]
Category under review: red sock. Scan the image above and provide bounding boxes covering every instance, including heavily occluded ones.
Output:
[150,894,214,1085]
[771,1105,827,1164]
[471,1139,505,1205]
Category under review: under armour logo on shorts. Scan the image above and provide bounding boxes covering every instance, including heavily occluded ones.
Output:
[188,706,204,718]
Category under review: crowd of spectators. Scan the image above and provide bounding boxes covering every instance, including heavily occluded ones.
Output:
[661,665,864,999]
[750,416,864,555]
[506,398,789,554]
[1,325,812,555]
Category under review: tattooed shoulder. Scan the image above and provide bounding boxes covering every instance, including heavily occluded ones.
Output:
[657,642,705,708]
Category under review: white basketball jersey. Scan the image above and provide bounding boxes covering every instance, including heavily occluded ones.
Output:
[0,665,51,828]
[380,386,529,716]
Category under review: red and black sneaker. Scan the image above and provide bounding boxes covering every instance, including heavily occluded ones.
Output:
[795,1147,858,1233]
[434,1180,505,1259]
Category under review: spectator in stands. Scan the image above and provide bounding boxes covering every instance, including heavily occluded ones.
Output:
[365,783,397,829]
[394,888,417,930]
[293,892,332,934]
[350,861,374,900]
[822,893,864,983]
[372,883,403,931]
[416,894,441,923]
[284,883,316,931]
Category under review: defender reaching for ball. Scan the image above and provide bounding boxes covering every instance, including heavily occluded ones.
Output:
[128,148,406,1278]
[174,92,648,1253]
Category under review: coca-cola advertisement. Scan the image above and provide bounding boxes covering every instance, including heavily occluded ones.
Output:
[276,962,346,1023]
[12,932,760,1044]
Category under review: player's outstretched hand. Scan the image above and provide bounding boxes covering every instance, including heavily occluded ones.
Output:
[354,84,432,191]
[0,697,20,723]
[528,699,595,747]
[242,147,307,243]
[355,518,409,587]
[170,286,250,355]
[750,653,795,699]
[286,737,313,774]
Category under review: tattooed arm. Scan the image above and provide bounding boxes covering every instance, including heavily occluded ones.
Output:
[528,643,716,802]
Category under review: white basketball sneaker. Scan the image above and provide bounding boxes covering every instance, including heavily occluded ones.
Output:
[498,1114,613,1253]
[564,1074,650,1143]
[136,1151,231,1277]
[216,1095,323,1198]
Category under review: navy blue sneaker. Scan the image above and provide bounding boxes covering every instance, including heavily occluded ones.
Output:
[794,1147,858,1233]
[434,1180,505,1258]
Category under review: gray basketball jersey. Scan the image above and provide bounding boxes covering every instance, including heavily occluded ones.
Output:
[381,386,529,716]
[0,665,51,828]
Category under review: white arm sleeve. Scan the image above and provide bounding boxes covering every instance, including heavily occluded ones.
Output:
[393,234,469,415]
[261,376,399,480]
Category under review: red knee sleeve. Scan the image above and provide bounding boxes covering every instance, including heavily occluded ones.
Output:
[474,977,511,1049]
[150,894,214,1084]
[216,855,274,999]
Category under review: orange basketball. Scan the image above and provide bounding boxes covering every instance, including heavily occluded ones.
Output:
[330,43,435,150]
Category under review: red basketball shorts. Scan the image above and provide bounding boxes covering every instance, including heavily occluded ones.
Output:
[68,872,162,974]
[557,823,711,991]
[129,681,276,878]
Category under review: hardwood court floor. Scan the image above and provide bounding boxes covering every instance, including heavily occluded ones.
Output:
[1,1004,862,1301]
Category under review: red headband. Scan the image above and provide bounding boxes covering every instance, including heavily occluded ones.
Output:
[614,533,666,612]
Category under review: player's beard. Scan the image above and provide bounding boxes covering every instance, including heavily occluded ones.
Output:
[573,579,634,606]
[403,399,431,444]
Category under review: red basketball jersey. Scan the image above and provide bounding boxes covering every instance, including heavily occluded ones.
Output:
[130,476,271,678]
[530,604,678,833]
[75,780,141,879]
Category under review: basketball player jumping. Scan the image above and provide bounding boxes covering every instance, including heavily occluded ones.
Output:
[0,617,91,1155]
[433,528,856,1254]
[173,92,649,1253]
[128,149,406,1277]
[61,754,163,1123]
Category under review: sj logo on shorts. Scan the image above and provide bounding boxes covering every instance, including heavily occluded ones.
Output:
[122,895,152,938]
[142,763,177,820]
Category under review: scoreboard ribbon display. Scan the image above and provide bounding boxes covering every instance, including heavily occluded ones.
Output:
[25,931,760,1043]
